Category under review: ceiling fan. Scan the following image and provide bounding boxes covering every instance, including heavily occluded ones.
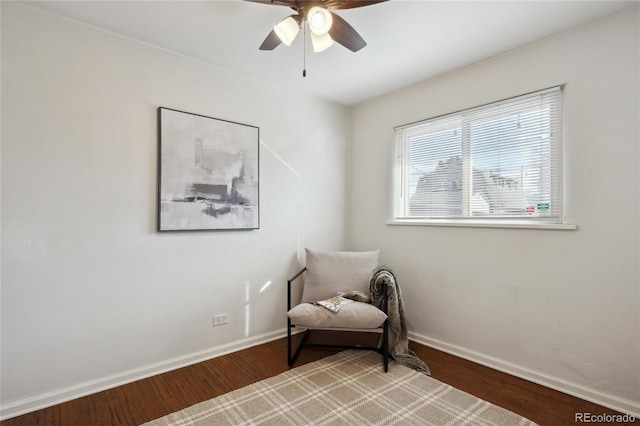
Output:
[245,0,387,53]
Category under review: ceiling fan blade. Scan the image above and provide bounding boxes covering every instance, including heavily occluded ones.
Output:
[328,12,366,52]
[243,0,298,8]
[259,29,282,50]
[326,0,387,10]
[243,0,387,10]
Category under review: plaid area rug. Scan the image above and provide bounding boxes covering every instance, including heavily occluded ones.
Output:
[143,350,537,425]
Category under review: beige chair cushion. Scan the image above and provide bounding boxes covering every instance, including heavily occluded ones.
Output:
[287,302,387,329]
[301,249,380,303]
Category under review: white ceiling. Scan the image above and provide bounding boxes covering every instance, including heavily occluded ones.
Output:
[21,0,638,106]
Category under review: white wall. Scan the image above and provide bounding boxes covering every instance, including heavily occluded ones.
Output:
[349,8,639,415]
[0,2,349,417]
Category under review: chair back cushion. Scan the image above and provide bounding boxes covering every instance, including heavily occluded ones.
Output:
[301,249,380,303]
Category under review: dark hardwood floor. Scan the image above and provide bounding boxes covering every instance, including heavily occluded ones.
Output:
[2,332,636,425]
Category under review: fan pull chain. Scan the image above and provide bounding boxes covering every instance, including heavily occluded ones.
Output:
[302,21,307,77]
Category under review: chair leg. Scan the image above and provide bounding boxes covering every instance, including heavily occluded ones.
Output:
[288,325,310,366]
[383,320,389,372]
[287,318,293,365]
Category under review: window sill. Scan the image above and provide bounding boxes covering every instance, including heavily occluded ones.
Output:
[387,219,578,230]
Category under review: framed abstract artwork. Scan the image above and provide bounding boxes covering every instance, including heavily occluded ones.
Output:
[158,107,259,231]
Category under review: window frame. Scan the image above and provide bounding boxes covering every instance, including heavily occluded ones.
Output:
[389,86,576,230]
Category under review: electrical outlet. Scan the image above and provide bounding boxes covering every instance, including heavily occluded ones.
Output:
[213,314,228,326]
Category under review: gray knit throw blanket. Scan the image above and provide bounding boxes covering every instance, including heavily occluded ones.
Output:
[341,266,430,375]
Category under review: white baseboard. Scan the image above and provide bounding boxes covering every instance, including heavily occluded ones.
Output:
[0,329,288,421]
[409,331,640,418]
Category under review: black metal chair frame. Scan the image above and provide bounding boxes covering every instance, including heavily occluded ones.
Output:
[287,267,389,372]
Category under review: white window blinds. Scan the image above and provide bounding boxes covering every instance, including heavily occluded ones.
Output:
[394,87,563,223]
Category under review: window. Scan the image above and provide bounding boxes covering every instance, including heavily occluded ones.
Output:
[393,87,569,228]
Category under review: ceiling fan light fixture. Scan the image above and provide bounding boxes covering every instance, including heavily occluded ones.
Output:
[273,16,300,46]
[307,7,332,36]
[310,32,334,52]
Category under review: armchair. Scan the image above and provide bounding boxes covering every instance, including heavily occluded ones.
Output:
[286,249,390,371]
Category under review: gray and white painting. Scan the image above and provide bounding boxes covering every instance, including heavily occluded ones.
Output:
[159,108,259,231]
